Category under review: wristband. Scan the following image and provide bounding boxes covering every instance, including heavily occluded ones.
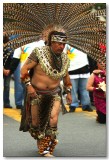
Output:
[25,81,31,86]
[66,88,72,94]
[21,76,30,83]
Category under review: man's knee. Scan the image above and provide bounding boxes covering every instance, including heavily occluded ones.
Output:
[50,116,58,126]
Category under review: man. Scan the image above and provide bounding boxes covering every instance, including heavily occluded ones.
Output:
[20,31,72,157]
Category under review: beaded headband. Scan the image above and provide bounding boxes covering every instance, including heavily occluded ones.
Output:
[51,35,67,43]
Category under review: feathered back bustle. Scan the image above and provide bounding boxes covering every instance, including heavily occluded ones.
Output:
[3,3,106,67]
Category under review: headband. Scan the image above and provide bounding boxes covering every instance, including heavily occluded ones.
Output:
[51,35,67,43]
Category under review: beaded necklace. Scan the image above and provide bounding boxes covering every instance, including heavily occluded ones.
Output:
[50,47,62,72]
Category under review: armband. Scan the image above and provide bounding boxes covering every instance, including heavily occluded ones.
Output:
[21,76,30,84]
[66,88,72,94]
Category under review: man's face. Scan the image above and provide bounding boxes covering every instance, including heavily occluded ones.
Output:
[51,42,65,55]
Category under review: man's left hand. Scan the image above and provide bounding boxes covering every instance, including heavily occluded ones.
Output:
[66,93,72,105]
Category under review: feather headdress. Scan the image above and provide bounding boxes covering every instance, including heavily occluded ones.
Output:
[3,3,106,66]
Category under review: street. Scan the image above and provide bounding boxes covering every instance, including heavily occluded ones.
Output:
[3,80,107,158]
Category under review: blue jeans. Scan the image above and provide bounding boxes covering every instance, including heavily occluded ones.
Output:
[3,74,11,106]
[70,78,91,109]
[14,63,24,106]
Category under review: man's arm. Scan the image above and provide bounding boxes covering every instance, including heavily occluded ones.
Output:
[20,58,37,80]
[21,58,38,98]
[63,72,72,92]
[63,72,72,104]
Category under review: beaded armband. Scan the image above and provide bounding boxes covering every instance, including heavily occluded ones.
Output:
[64,86,72,94]
[66,88,71,93]
[66,88,72,94]
[21,76,31,86]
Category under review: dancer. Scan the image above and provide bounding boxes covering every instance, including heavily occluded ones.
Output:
[20,31,72,157]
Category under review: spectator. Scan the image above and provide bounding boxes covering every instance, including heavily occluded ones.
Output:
[9,34,24,109]
[87,56,98,105]
[86,43,106,123]
[9,39,45,110]
[86,62,106,123]
[3,32,13,108]
[64,44,93,112]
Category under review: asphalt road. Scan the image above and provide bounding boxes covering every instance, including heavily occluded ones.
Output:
[3,109,107,158]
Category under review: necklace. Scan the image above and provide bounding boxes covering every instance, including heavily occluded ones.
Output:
[50,47,62,72]
[33,46,70,80]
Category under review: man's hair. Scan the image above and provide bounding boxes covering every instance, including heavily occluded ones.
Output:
[47,31,67,46]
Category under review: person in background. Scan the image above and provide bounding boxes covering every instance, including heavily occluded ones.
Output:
[20,31,72,157]
[9,34,24,109]
[86,62,106,123]
[3,32,23,109]
[3,32,13,108]
[9,39,45,110]
[87,56,98,106]
[64,44,93,112]
[86,43,106,123]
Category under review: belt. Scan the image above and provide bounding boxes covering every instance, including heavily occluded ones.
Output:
[34,86,61,95]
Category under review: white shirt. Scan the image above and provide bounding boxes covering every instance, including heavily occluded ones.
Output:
[13,40,45,68]
[64,44,90,79]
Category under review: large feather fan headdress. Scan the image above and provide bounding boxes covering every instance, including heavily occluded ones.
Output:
[3,3,106,67]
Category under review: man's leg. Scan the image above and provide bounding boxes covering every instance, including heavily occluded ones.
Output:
[50,100,61,128]
[28,97,61,156]
[41,100,61,156]
[29,104,40,139]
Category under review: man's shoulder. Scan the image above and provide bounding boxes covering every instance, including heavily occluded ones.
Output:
[33,45,49,52]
